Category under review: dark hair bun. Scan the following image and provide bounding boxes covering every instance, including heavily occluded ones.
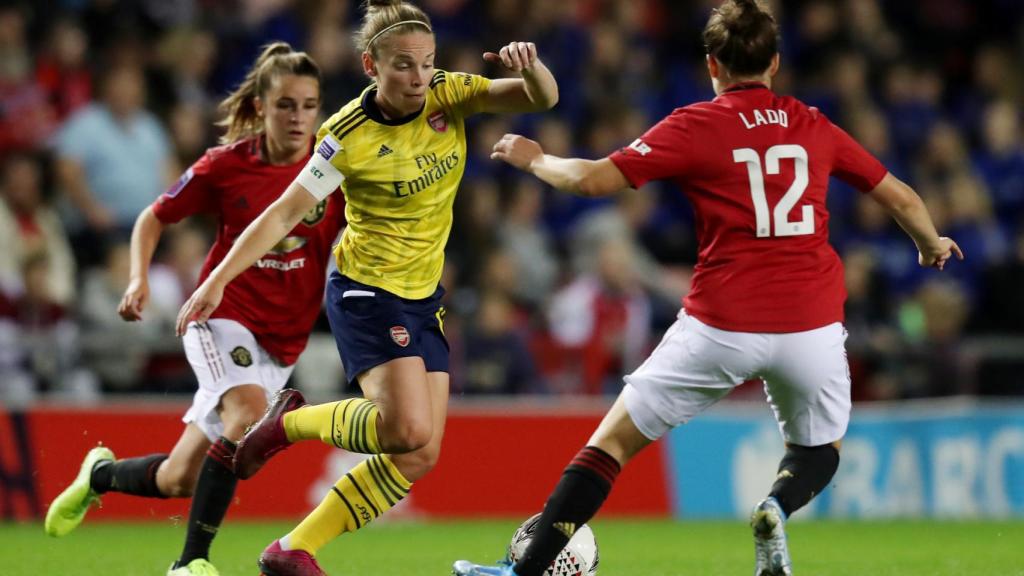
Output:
[703,0,779,77]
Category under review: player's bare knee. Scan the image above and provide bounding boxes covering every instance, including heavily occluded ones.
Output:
[392,444,440,482]
[384,420,432,453]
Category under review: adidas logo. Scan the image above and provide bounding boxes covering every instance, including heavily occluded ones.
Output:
[776,469,794,481]
[377,144,393,158]
[553,522,576,538]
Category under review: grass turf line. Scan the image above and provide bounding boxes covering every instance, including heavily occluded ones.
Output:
[11,519,1024,575]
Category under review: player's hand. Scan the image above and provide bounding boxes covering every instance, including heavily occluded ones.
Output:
[491,133,544,171]
[175,279,225,336]
[118,277,149,321]
[483,41,538,73]
[918,236,963,270]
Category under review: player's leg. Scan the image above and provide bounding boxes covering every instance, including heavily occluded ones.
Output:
[235,356,428,480]
[256,358,437,575]
[284,354,431,453]
[279,280,434,454]
[256,281,447,574]
[753,322,850,576]
[170,319,283,574]
[44,422,207,537]
[455,311,755,576]
[453,396,651,576]
[517,395,651,576]
[766,440,841,518]
[172,383,268,572]
[279,368,445,557]
[234,276,431,480]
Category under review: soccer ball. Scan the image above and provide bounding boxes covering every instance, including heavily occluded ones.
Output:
[507,513,599,576]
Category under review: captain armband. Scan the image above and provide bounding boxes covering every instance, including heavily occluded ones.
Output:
[296,140,345,201]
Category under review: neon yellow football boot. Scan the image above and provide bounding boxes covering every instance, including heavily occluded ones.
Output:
[43,445,115,537]
[166,558,221,576]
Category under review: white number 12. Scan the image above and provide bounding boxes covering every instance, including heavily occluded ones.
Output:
[733,144,813,237]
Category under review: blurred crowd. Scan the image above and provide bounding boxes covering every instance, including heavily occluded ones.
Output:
[1,0,1022,404]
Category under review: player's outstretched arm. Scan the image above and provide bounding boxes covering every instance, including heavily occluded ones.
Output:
[491,133,630,197]
[174,181,321,335]
[867,172,964,270]
[118,206,165,321]
[482,41,558,113]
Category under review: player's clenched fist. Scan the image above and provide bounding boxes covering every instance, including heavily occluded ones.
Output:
[918,236,964,271]
[483,41,538,73]
[491,133,543,170]
[117,277,149,321]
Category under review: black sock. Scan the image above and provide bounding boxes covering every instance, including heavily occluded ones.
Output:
[768,444,840,517]
[177,437,238,567]
[91,454,168,498]
[513,446,620,576]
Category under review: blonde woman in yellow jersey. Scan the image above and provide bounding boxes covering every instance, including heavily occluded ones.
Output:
[175,0,557,573]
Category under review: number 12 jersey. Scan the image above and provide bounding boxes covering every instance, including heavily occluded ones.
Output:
[608,83,888,333]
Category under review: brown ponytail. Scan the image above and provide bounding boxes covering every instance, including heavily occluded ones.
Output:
[703,0,779,77]
[355,0,433,58]
[216,41,321,144]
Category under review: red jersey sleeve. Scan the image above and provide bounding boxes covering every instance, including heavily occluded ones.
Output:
[607,110,692,189]
[151,152,218,224]
[829,121,888,192]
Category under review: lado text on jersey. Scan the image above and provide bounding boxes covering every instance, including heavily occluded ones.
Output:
[739,109,789,130]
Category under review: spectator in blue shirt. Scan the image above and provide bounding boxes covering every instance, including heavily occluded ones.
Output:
[54,63,175,266]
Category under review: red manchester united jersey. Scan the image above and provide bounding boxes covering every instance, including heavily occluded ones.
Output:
[609,84,887,333]
[152,137,345,364]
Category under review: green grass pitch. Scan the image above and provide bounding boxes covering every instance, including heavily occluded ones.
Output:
[9,518,1024,575]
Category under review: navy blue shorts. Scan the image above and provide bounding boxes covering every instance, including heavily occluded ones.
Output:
[325,271,449,385]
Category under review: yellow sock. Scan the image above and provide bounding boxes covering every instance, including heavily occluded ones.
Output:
[283,398,381,453]
[287,454,412,555]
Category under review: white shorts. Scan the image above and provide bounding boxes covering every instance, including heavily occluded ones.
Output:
[182,319,294,441]
[623,310,850,446]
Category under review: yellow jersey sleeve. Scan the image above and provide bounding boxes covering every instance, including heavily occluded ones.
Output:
[430,70,492,118]
[316,111,357,174]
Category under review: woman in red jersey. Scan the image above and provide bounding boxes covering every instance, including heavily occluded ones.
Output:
[454,2,962,576]
[44,42,345,576]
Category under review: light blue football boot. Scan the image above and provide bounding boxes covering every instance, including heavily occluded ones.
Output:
[751,497,793,576]
[452,559,517,576]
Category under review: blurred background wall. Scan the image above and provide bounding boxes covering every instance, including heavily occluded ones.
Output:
[0,0,1022,404]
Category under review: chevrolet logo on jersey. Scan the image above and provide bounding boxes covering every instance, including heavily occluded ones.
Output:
[392,150,460,198]
[268,236,308,255]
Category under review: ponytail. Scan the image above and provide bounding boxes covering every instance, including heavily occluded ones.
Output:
[217,42,321,144]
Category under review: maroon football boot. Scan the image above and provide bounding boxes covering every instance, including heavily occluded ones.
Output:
[234,389,306,479]
[258,539,327,576]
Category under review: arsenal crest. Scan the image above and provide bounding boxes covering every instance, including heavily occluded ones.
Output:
[390,326,410,347]
[427,111,447,132]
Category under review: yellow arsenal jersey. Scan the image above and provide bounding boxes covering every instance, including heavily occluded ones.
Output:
[308,70,491,299]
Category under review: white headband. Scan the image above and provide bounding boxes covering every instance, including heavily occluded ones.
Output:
[367,20,433,48]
